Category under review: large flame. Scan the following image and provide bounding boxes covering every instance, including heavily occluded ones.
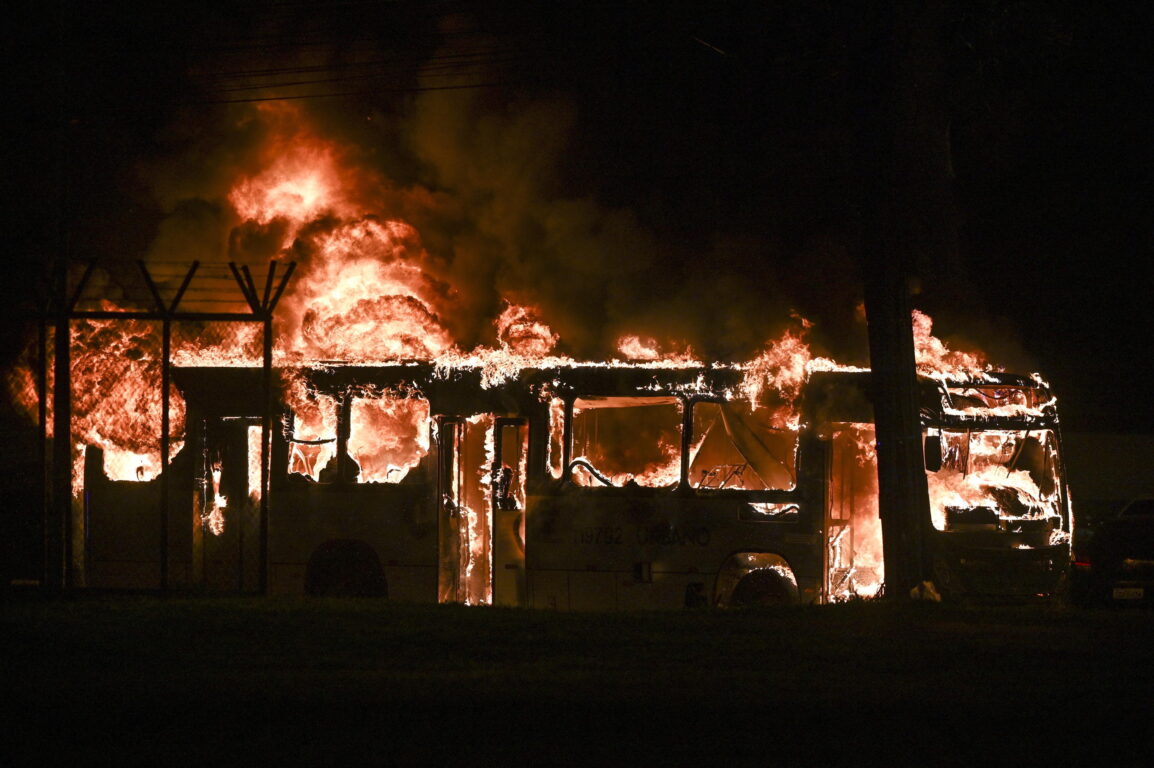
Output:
[739,317,860,430]
[228,102,361,231]
[70,313,185,486]
[912,309,992,376]
[282,371,337,481]
[497,302,559,357]
[349,388,431,483]
[280,218,454,362]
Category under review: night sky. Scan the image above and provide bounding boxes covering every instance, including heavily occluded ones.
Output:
[5,0,1152,434]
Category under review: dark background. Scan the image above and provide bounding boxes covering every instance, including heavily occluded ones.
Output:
[4,0,1152,434]
[5,595,1154,764]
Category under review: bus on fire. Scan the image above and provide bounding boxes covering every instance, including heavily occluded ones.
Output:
[82,362,1073,606]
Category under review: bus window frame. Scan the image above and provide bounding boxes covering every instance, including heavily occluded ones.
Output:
[559,394,689,490]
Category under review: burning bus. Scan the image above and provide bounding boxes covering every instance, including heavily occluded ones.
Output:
[13,105,1072,605]
[78,354,1072,607]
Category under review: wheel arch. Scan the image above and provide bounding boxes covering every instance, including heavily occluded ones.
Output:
[304,538,389,597]
[714,551,800,607]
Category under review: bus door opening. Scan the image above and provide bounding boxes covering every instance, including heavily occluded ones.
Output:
[824,423,883,601]
[195,416,262,592]
[492,418,527,607]
[437,415,495,605]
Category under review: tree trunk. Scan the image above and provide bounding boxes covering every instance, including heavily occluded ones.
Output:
[857,0,957,597]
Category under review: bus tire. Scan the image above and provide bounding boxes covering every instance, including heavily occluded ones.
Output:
[304,539,388,598]
[730,568,798,607]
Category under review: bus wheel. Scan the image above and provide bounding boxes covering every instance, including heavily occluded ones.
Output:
[305,539,388,598]
[730,568,797,607]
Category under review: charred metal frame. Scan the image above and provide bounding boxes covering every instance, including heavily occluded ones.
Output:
[164,360,1070,603]
[42,259,295,592]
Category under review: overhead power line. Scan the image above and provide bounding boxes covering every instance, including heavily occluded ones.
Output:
[203,79,514,104]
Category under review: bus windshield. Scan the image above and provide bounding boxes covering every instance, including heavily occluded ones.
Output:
[926,428,1066,541]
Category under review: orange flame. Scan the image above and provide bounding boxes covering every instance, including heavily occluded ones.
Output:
[228,103,360,232]
[912,309,992,376]
[349,388,430,483]
[615,335,698,364]
[205,464,226,537]
[283,372,337,481]
[69,315,185,485]
[278,218,454,362]
[496,302,559,356]
[739,317,860,429]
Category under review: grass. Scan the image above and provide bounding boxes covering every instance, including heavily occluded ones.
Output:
[3,593,1153,765]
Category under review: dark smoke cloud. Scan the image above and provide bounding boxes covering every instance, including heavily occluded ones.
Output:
[130,70,808,361]
[390,82,804,359]
[124,5,1030,372]
[5,1,1146,437]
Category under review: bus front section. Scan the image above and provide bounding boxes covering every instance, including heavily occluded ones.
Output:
[921,374,1073,600]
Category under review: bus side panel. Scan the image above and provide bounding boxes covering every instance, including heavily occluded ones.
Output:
[528,570,569,610]
[526,492,820,609]
[268,484,437,599]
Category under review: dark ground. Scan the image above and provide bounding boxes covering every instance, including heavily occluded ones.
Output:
[3,594,1152,765]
